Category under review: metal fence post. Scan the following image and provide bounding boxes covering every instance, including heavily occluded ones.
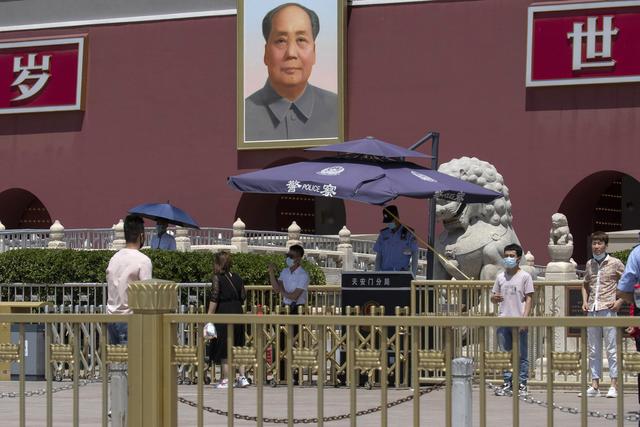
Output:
[452,357,473,427]
[127,280,178,427]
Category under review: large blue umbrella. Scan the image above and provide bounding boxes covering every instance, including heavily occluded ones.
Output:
[228,157,500,205]
[306,136,432,159]
[128,203,200,229]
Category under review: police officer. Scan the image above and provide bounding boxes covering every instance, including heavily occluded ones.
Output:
[373,205,418,276]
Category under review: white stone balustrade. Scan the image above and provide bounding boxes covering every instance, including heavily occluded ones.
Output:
[175,226,191,252]
[286,221,302,248]
[112,219,126,250]
[230,218,248,253]
[47,220,67,249]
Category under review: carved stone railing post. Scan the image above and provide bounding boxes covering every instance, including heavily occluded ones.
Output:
[286,221,302,248]
[127,280,178,427]
[337,226,354,271]
[112,219,126,250]
[0,222,5,252]
[47,220,67,249]
[230,218,248,253]
[174,226,191,252]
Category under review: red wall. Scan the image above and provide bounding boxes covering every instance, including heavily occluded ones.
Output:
[1,0,639,264]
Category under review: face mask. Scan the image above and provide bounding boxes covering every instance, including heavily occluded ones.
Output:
[502,257,518,269]
[285,257,295,268]
[387,222,396,230]
[593,252,606,262]
[156,224,167,235]
[139,236,145,249]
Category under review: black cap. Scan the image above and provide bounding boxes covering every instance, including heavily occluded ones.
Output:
[382,205,399,223]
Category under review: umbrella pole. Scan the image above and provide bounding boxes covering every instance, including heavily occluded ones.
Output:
[383,209,471,280]
[408,132,444,280]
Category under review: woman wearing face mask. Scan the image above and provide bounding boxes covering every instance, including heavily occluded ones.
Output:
[208,251,248,389]
[580,231,625,398]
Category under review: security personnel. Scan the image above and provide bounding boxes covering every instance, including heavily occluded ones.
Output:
[373,205,418,276]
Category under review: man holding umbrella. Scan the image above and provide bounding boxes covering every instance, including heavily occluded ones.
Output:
[374,205,419,277]
[150,219,176,251]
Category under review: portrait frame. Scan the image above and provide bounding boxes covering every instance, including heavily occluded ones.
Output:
[237,0,346,150]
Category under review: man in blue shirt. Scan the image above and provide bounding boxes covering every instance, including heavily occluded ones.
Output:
[150,220,176,250]
[617,244,640,304]
[373,205,419,277]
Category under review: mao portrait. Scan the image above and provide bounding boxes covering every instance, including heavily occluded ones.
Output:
[238,0,345,149]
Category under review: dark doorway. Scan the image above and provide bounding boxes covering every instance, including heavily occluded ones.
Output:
[558,171,640,264]
[234,158,345,234]
[0,188,52,229]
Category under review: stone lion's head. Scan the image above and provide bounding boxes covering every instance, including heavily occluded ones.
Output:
[435,157,512,230]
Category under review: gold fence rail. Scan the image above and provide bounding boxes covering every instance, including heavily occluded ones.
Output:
[1,280,640,426]
[0,311,640,426]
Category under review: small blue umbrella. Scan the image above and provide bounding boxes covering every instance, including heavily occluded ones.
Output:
[128,203,200,229]
[228,157,500,205]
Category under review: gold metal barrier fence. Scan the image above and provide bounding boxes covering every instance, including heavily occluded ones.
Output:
[410,279,639,385]
[1,280,640,427]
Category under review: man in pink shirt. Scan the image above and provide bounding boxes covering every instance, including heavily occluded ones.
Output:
[106,215,152,424]
[106,214,153,344]
[490,243,534,396]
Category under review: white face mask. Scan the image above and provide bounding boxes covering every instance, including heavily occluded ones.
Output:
[285,257,295,268]
[593,252,606,262]
[502,257,518,269]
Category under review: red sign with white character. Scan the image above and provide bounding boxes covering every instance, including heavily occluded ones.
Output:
[0,36,86,113]
[527,1,640,87]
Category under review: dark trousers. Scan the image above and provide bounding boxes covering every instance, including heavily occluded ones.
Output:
[279,304,301,383]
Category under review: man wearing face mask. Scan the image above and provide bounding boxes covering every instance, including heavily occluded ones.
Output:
[490,243,534,397]
[268,244,309,384]
[106,214,152,424]
[268,244,309,313]
[373,206,418,277]
[150,219,176,250]
[580,231,625,398]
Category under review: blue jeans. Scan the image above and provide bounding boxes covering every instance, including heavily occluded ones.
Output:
[497,327,528,385]
[108,323,128,345]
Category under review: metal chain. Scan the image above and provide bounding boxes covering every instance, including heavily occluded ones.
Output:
[178,382,445,424]
[483,380,640,422]
[0,377,100,399]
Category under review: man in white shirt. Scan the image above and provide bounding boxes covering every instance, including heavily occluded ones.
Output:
[269,244,309,313]
[268,244,309,384]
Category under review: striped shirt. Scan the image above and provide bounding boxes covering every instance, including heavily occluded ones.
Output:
[583,255,625,311]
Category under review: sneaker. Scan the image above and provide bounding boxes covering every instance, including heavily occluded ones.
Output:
[578,386,600,398]
[236,376,250,388]
[494,382,512,396]
[605,386,617,398]
[215,379,229,389]
[518,383,528,396]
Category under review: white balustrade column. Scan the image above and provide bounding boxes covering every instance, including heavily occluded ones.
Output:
[230,218,248,253]
[112,219,126,250]
[337,225,354,271]
[0,221,5,252]
[47,220,67,249]
[286,221,302,249]
[451,357,474,427]
[175,226,191,252]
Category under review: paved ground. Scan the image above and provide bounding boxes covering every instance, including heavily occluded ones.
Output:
[0,381,638,426]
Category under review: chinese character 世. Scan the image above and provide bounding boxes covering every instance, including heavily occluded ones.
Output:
[11,53,52,101]
[567,16,619,71]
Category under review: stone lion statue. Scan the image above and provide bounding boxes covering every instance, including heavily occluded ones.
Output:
[434,157,533,280]
[548,213,573,246]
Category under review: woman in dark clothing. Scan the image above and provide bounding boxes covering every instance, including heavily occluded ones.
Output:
[207,251,247,388]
